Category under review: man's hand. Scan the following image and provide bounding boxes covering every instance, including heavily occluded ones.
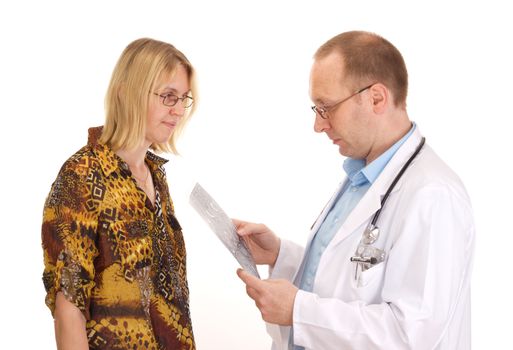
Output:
[237,268,298,326]
[233,219,281,267]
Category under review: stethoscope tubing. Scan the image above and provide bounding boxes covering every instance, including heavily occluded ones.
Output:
[370,137,426,227]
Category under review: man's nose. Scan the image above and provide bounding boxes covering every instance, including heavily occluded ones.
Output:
[313,114,329,133]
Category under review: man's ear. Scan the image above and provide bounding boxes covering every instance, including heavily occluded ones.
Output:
[369,83,389,114]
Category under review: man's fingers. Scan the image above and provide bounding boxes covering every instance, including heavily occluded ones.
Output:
[237,268,264,290]
[233,219,252,236]
[233,218,250,237]
[232,218,243,229]
[233,220,267,237]
[246,286,259,300]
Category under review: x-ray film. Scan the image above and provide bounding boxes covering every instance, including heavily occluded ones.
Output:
[189,183,260,278]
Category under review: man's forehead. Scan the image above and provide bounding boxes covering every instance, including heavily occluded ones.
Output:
[311,54,347,84]
[310,55,349,102]
[312,52,345,72]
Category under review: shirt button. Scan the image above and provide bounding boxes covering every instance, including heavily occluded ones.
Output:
[351,186,358,192]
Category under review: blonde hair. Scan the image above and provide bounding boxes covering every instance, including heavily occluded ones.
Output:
[100,38,198,154]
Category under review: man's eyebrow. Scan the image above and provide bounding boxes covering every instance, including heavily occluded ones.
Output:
[313,98,329,106]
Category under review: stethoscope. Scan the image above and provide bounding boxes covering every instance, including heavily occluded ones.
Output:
[350,137,426,277]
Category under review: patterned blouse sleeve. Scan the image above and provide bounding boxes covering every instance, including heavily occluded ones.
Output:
[41,158,100,320]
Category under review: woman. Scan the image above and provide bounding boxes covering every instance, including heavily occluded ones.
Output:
[42,38,197,350]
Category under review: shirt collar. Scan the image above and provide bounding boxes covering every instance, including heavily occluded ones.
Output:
[343,123,416,186]
[343,158,368,186]
[87,126,169,177]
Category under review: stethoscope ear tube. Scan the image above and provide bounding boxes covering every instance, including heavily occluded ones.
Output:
[370,137,426,227]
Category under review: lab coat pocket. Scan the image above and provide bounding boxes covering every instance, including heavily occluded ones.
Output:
[354,262,385,288]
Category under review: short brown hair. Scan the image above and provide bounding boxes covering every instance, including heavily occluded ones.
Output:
[100,38,198,154]
[315,31,408,107]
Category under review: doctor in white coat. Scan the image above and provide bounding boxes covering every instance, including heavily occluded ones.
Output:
[236,31,475,350]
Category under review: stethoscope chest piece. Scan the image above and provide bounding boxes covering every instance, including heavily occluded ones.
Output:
[362,225,380,244]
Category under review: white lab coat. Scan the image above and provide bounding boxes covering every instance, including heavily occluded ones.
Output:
[267,127,475,350]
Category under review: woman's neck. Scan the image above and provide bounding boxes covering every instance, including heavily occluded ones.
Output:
[116,143,150,170]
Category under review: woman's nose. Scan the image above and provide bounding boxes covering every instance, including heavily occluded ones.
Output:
[169,103,185,117]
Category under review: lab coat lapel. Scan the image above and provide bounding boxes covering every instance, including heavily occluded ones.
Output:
[328,127,424,248]
[329,181,384,247]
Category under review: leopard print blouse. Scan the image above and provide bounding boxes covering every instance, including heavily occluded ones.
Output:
[42,127,195,349]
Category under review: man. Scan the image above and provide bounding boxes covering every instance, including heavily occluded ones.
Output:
[236,31,475,350]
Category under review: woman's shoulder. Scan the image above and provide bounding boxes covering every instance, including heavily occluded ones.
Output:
[44,144,99,212]
[44,128,109,213]
[57,126,106,174]
[59,144,101,175]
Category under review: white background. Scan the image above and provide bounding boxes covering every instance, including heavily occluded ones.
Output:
[1,0,511,349]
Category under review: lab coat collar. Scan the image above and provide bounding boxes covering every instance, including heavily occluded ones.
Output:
[328,126,424,248]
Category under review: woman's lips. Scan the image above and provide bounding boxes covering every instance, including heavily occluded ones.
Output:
[162,121,176,129]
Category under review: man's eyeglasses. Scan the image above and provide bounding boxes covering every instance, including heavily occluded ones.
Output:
[153,92,194,108]
[311,84,374,119]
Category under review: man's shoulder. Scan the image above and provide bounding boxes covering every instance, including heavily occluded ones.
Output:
[403,145,470,203]
[414,145,462,181]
